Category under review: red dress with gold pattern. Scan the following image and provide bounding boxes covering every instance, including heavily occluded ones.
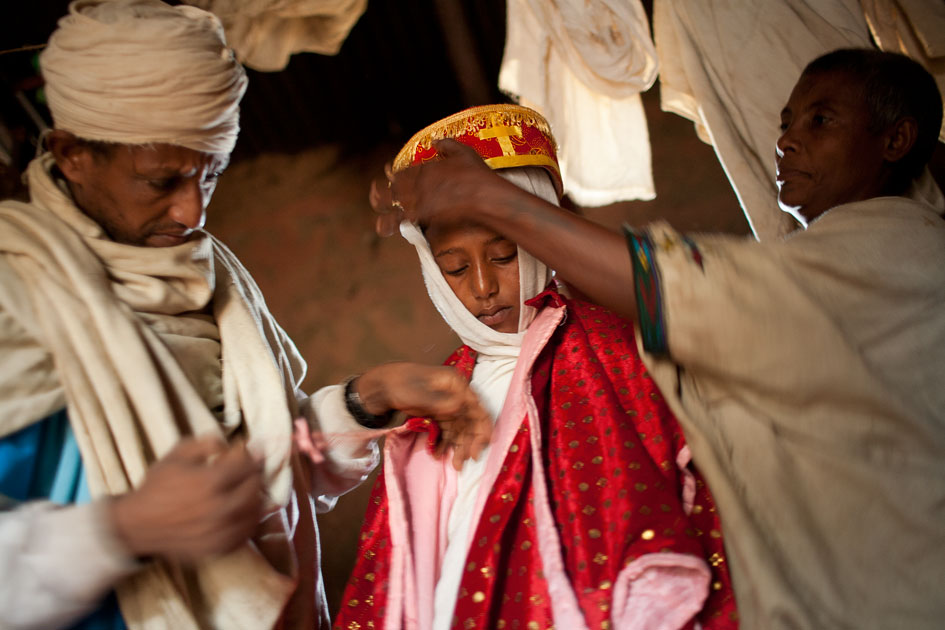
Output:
[334,291,737,630]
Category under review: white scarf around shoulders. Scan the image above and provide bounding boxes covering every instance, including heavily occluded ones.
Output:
[0,154,305,630]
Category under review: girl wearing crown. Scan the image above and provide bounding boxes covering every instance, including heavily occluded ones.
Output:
[330,105,736,630]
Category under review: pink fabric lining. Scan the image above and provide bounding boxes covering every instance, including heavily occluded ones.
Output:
[383,424,457,630]
[292,418,391,466]
[293,419,327,464]
[677,444,697,514]
[611,553,712,629]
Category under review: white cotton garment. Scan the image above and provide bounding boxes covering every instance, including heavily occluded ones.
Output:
[0,154,308,630]
[40,0,247,154]
[400,167,558,630]
[638,190,945,629]
[499,0,658,205]
[183,0,368,72]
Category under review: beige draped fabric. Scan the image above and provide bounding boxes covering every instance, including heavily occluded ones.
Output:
[184,0,368,72]
[861,0,945,139]
[0,155,313,629]
[40,0,247,154]
[499,0,658,206]
[637,192,945,629]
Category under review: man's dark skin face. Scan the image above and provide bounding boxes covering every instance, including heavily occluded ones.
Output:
[776,70,910,225]
[48,131,228,247]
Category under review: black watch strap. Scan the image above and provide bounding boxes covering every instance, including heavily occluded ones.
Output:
[343,375,393,429]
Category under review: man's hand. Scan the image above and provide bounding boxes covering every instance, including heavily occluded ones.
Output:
[370,139,499,237]
[372,138,640,321]
[356,362,493,470]
[108,436,264,564]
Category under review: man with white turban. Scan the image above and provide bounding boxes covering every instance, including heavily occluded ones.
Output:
[0,2,489,629]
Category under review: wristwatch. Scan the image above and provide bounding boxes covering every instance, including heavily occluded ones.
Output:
[343,375,393,428]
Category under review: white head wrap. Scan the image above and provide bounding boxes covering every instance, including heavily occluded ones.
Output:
[400,167,558,360]
[40,0,248,154]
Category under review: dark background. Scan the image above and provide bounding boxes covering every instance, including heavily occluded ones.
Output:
[0,1,512,179]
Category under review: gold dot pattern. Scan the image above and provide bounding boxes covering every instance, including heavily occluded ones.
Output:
[333,296,738,629]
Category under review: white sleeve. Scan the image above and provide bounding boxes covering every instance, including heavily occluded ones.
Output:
[0,500,138,630]
[297,384,382,512]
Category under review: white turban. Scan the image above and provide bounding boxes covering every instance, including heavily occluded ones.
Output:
[40,0,248,154]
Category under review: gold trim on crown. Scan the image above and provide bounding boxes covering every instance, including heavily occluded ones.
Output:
[392,104,559,173]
